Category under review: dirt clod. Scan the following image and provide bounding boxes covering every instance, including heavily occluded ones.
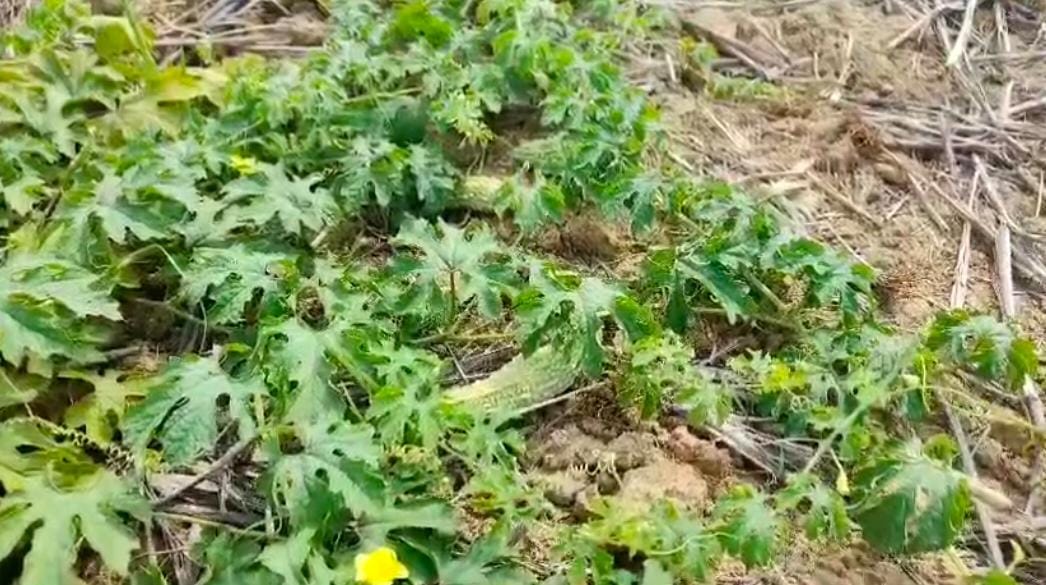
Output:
[605,432,657,471]
[663,426,732,479]
[539,470,588,508]
[614,457,709,514]
[536,424,609,470]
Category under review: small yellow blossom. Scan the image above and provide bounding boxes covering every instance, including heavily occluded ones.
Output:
[229,154,259,175]
[354,546,409,585]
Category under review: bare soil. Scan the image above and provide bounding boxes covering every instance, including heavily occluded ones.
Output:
[651,0,1046,336]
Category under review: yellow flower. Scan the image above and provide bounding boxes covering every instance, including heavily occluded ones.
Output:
[354,546,409,585]
[229,154,259,175]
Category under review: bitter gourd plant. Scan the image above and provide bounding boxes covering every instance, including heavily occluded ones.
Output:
[0,1,1038,584]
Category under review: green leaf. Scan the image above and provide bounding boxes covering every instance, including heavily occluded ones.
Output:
[89,16,152,59]
[334,136,407,209]
[495,173,565,233]
[777,473,853,542]
[369,383,447,451]
[194,532,280,585]
[0,368,47,408]
[122,356,264,465]
[61,168,174,244]
[258,529,327,585]
[1,173,47,216]
[6,84,80,156]
[640,560,672,585]
[260,317,345,424]
[393,218,514,319]
[131,565,170,585]
[712,485,778,567]
[430,520,520,585]
[623,333,731,423]
[926,311,1038,388]
[570,499,720,584]
[0,255,119,320]
[466,467,546,525]
[0,418,97,490]
[620,333,690,418]
[63,370,144,443]
[181,244,293,325]
[774,239,874,318]
[0,471,142,585]
[970,570,1020,585]
[612,295,660,343]
[852,452,971,554]
[677,256,753,324]
[142,66,222,103]
[358,502,457,545]
[406,144,457,210]
[0,254,117,372]
[431,90,493,143]
[220,162,338,238]
[366,342,447,449]
[645,248,688,333]
[390,0,453,47]
[599,172,667,233]
[516,264,620,375]
[270,416,382,524]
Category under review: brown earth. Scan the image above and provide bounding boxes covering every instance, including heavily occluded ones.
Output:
[647,0,1046,337]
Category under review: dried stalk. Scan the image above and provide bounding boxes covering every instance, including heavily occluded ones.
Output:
[926,180,1046,287]
[944,195,1005,570]
[995,222,1016,321]
[883,150,949,231]
[950,173,977,307]
[804,171,882,227]
[975,156,1043,240]
[888,2,962,50]
[946,0,982,67]
[1010,96,1046,117]
[942,402,1006,568]
[993,0,1011,54]
[1025,376,1046,514]
[679,18,777,80]
[153,434,258,506]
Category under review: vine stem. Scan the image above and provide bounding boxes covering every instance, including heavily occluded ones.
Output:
[126,297,230,335]
[800,405,866,475]
[690,307,801,333]
[111,243,185,277]
[801,348,915,475]
[449,270,459,321]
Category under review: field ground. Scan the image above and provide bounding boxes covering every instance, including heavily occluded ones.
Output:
[2,0,1046,584]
